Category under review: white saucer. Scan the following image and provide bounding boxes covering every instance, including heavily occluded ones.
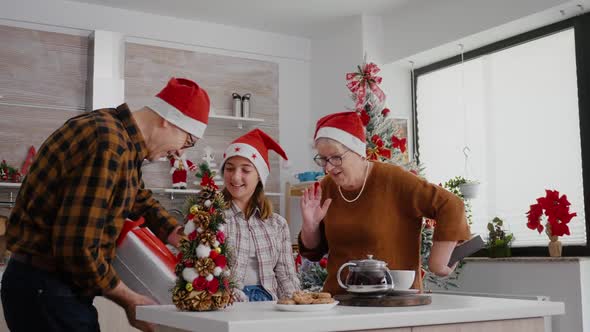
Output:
[389,289,420,296]
[275,301,339,312]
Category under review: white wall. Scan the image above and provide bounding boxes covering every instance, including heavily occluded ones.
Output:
[0,0,314,215]
[0,0,310,61]
[361,15,385,66]
[310,16,364,122]
[381,0,572,64]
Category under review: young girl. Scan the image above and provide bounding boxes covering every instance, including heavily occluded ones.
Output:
[221,129,300,301]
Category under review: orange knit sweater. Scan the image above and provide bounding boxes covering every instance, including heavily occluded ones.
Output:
[298,161,471,295]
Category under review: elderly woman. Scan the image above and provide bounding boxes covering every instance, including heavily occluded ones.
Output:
[298,112,471,295]
[222,129,300,301]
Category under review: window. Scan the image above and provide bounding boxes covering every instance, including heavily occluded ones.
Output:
[414,17,590,255]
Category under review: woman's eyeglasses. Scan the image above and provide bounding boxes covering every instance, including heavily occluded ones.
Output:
[313,150,350,167]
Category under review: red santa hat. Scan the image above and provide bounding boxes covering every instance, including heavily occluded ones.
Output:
[222,129,287,187]
[314,111,366,157]
[148,77,210,138]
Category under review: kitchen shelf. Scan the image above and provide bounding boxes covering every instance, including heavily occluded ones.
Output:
[149,187,282,200]
[0,182,19,207]
[0,183,21,189]
[209,114,264,129]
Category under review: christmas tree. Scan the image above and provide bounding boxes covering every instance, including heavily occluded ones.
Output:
[171,163,236,311]
[346,60,422,174]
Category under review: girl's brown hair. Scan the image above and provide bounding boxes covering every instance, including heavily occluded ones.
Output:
[222,181,273,220]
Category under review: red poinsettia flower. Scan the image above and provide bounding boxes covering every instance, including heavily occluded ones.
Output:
[526,203,544,233]
[381,108,390,117]
[216,231,225,244]
[207,278,220,294]
[526,189,577,237]
[193,276,208,291]
[319,257,328,268]
[214,255,227,268]
[550,222,570,237]
[209,250,219,260]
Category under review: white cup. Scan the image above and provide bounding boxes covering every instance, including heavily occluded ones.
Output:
[390,270,416,290]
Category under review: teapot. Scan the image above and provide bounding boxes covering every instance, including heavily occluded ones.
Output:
[337,255,394,294]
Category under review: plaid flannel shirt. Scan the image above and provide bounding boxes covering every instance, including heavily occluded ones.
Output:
[6,104,178,296]
[225,203,300,300]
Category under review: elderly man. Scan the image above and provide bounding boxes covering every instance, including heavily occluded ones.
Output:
[1,78,210,332]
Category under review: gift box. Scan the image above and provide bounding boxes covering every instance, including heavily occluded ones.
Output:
[113,217,178,304]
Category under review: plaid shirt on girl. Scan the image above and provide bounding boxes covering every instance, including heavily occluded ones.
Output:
[225,203,300,300]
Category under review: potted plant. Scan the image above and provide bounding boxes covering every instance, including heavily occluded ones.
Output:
[486,217,514,258]
[445,176,480,200]
[526,189,577,257]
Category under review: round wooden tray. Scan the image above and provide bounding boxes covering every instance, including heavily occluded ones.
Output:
[334,293,432,307]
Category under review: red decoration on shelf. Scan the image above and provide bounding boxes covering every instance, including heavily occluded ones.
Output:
[21,146,36,176]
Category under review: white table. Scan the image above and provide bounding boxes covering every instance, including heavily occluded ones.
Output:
[136,293,565,332]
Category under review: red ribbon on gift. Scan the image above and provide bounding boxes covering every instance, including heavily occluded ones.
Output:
[116,217,179,273]
[346,62,386,108]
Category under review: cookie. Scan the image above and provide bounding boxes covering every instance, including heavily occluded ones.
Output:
[315,292,332,299]
[278,298,296,305]
[312,297,334,304]
[292,292,314,304]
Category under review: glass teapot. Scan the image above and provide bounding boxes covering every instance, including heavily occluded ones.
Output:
[336,254,394,294]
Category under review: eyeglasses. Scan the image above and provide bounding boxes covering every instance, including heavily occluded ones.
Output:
[181,133,196,149]
[313,150,350,167]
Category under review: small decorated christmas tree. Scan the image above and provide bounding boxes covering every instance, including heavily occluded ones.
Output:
[171,163,235,311]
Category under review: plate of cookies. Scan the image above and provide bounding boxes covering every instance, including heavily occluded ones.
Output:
[275,291,339,312]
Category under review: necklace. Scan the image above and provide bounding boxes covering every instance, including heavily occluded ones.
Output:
[338,161,370,203]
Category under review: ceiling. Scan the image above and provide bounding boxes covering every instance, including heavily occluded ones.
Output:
[69,0,413,37]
